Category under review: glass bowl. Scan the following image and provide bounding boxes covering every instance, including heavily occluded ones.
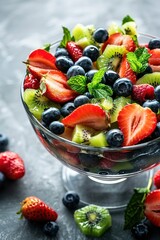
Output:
[21,33,160,209]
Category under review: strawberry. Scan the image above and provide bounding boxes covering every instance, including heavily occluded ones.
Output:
[153,169,160,189]
[27,49,57,69]
[131,84,155,104]
[61,103,110,130]
[101,33,123,52]
[144,189,160,227]
[118,103,157,146]
[66,41,83,62]
[24,73,40,90]
[119,56,137,84]
[0,151,25,180]
[148,49,160,66]
[41,72,78,103]
[122,35,136,52]
[17,196,58,222]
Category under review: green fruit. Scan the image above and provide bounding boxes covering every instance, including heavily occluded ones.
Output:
[91,97,113,111]
[72,124,96,144]
[72,24,86,41]
[23,89,60,120]
[108,22,123,35]
[110,97,131,123]
[112,161,133,173]
[76,37,90,48]
[122,21,137,36]
[89,132,108,147]
[74,204,112,237]
[136,72,160,87]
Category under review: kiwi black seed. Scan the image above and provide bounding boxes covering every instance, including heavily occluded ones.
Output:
[72,124,96,144]
[136,72,160,87]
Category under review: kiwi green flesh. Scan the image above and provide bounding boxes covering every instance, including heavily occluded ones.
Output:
[74,205,112,237]
[136,72,160,87]
[89,132,108,147]
[72,124,96,144]
[23,89,60,120]
[122,21,137,35]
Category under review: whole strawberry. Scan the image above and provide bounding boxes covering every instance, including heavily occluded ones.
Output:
[66,41,83,62]
[17,196,58,222]
[0,151,25,180]
[153,169,160,189]
[131,84,154,104]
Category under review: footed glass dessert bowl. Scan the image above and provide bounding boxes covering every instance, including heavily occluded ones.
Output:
[21,30,160,209]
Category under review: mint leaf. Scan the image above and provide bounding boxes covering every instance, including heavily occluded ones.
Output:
[43,43,51,52]
[122,15,135,25]
[91,68,106,87]
[127,47,151,73]
[67,75,87,94]
[124,178,152,230]
[59,26,74,48]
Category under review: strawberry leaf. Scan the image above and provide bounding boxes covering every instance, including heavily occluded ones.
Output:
[122,15,135,25]
[67,75,87,94]
[59,26,75,48]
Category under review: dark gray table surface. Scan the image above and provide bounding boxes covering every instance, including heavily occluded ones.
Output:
[0,0,160,239]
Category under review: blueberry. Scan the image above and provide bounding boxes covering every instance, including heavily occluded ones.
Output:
[142,99,159,113]
[67,65,85,79]
[113,78,133,97]
[60,102,75,117]
[93,28,109,43]
[42,107,61,126]
[103,70,120,86]
[131,223,150,240]
[55,56,74,73]
[106,129,124,147]
[49,121,65,135]
[62,191,80,209]
[154,85,160,101]
[98,170,112,175]
[78,153,100,168]
[74,95,90,108]
[85,69,98,83]
[43,221,59,237]
[55,47,69,58]
[152,122,160,138]
[84,92,93,99]
[75,56,92,72]
[0,133,9,152]
[148,38,160,49]
[137,65,152,78]
[83,45,99,62]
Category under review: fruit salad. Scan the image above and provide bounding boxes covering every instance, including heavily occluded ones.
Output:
[22,15,160,174]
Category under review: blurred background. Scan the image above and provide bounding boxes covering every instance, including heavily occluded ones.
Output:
[0,0,160,239]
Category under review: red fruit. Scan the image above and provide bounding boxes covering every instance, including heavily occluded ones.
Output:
[66,41,83,62]
[132,84,155,104]
[119,56,137,84]
[17,196,58,222]
[41,72,78,103]
[24,73,40,90]
[148,49,160,66]
[62,104,110,130]
[144,189,160,227]
[101,33,123,52]
[153,169,160,189]
[27,49,57,69]
[0,151,25,180]
[122,35,136,52]
[118,103,157,146]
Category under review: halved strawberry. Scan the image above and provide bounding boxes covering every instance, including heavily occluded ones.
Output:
[148,49,160,66]
[118,55,137,84]
[131,84,155,104]
[40,72,78,103]
[144,189,160,227]
[62,104,110,130]
[27,49,57,69]
[66,41,83,62]
[118,103,157,146]
[101,33,123,52]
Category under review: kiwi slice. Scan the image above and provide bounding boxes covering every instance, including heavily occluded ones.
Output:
[76,37,90,48]
[91,97,113,111]
[89,132,108,147]
[74,204,112,237]
[72,124,96,144]
[136,72,160,87]
[110,96,131,123]
[23,89,60,120]
[72,24,86,41]
[122,21,137,36]
[108,22,123,35]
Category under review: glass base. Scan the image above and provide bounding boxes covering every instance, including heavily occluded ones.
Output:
[62,166,153,210]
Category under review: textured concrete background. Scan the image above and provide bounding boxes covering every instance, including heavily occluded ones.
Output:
[0,0,160,239]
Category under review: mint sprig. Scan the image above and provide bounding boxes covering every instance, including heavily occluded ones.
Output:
[59,26,75,48]
[122,15,135,25]
[127,47,151,73]
[124,177,152,230]
[43,43,52,52]
[67,68,113,99]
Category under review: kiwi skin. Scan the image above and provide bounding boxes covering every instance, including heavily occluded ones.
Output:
[74,204,112,237]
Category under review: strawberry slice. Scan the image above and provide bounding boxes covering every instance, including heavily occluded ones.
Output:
[144,189,160,227]
[119,56,137,84]
[61,104,110,130]
[66,41,83,62]
[101,33,123,52]
[27,49,57,69]
[118,103,157,146]
[148,49,160,66]
[122,35,136,52]
[41,72,78,103]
